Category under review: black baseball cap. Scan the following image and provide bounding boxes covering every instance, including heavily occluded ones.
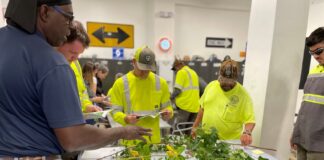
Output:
[5,0,72,33]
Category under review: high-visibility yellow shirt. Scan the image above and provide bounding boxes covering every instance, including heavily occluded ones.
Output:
[107,88,112,97]
[200,80,255,140]
[174,66,200,113]
[309,64,324,74]
[110,71,173,145]
[70,61,93,112]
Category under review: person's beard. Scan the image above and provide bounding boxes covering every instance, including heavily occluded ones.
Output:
[218,76,236,91]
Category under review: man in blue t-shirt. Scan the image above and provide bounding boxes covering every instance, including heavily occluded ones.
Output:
[0,0,151,158]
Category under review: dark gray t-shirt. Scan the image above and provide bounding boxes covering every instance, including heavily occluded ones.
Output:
[0,25,85,156]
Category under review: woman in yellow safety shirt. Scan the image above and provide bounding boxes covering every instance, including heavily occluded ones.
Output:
[191,59,255,146]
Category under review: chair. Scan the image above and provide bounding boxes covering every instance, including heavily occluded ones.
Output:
[171,122,194,135]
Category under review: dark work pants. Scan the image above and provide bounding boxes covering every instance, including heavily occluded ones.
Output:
[297,145,324,160]
[170,107,197,135]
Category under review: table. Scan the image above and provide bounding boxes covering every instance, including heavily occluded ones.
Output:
[81,147,124,160]
[222,140,276,160]
[81,144,277,160]
[83,112,276,160]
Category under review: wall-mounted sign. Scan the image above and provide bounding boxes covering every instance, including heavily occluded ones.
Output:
[87,22,134,48]
[206,37,233,48]
[112,48,124,59]
[159,37,172,52]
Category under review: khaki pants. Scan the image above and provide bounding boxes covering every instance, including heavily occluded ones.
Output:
[297,145,324,160]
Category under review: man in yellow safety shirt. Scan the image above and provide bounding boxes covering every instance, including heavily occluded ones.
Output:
[291,27,324,159]
[191,59,255,146]
[58,21,102,113]
[171,59,200,130]
[110,46,173,145]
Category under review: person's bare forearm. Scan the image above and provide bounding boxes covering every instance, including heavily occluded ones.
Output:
[76,126,126,150]
[91,96,103,103]
[55,124,151,152]
[193,108,204,128]
[54,124,126,152]
[244,123,255,134]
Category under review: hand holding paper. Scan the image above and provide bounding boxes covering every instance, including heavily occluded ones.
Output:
[161,109,172,121]
[125,114,139,124]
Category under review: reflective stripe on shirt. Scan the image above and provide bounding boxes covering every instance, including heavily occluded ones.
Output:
[184,69,193,87]
[111,105,124,115]
[174,84,183,90]
[132,110,158,115]
[155,74,161,91]
[179,68,199,91]
[161,101,171,110]
[303,94,324,105]
[307,72,324,78]
[122,76,132,114]
[182,86,199,91]
[122,74,162,114]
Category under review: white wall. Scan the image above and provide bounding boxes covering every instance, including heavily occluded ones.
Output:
[72,0,251,62]
[0,0,4,27]
[0,0,7,27]
[72,0,251,89]
[73,0,149,59]
[176,0,251,11]
[174,3,250,61]
[149,0,176,61]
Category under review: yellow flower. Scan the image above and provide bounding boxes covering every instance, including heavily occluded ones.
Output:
[130,149,139,157]
[166,145,178,157]
[166,151,176,157]
[166,144,175,152]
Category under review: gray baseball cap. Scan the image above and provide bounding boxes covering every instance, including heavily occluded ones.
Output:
[134,47,157,71]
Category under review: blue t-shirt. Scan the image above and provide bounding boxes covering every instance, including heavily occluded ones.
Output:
[0,25,85,156]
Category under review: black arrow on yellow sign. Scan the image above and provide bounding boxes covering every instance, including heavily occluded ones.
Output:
[92,27,129,44]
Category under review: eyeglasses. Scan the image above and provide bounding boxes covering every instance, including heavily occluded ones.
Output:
[309,48,324,56]
[51,5,74,23]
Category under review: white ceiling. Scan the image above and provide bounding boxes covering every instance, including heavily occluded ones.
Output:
[1,0,322,10]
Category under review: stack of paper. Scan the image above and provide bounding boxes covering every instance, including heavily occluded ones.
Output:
[83,110,109,120]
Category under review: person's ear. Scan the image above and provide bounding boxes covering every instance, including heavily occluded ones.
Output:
[38,5,50,23]
[132,59,136,66]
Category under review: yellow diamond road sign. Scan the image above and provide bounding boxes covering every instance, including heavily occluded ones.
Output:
[87,22,134,48]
